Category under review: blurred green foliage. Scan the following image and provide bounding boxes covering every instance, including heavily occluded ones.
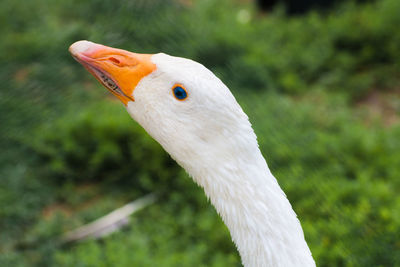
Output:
[32,103,178,187]
[1,0,400,266]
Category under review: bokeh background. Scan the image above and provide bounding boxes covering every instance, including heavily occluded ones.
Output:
[1,0,400,266]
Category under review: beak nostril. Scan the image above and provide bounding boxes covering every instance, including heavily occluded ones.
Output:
[108,57,121,65]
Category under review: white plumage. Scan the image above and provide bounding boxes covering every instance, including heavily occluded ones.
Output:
[70,40,316,267]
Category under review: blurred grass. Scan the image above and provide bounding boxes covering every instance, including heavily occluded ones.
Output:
[1,0,400,266]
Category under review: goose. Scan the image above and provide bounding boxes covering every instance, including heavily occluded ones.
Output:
[69,40,316,267]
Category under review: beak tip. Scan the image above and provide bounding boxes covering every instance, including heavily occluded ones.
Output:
[69,40,96,56]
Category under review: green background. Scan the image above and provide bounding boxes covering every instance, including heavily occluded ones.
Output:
[1,0,400,266]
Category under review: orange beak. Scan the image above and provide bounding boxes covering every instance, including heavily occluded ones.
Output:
[69,40,156,105]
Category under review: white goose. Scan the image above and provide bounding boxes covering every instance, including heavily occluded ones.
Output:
[69,40,316,267]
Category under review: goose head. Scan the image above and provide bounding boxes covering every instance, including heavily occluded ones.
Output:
[69,40,255,176]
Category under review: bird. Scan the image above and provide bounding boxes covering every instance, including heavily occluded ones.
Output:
[69,40,316,267]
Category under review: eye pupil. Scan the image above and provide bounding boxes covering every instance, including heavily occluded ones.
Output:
[173,86,187,100]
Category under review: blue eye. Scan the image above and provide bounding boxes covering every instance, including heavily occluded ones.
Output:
[173,85,188,100]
